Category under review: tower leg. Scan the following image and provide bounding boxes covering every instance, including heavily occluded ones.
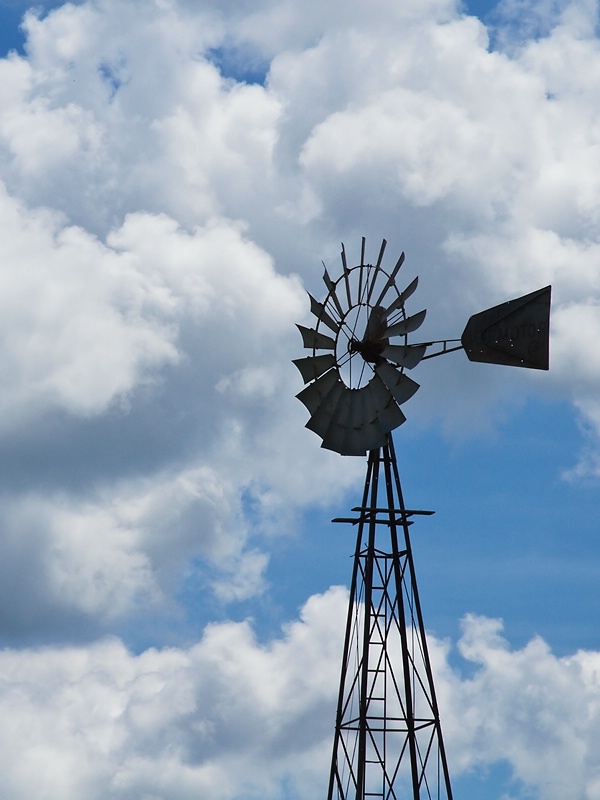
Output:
[327,436,453,800]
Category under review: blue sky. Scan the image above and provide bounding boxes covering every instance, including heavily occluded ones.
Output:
[0,1,598,799]
[467,0,501,17]
[0,0,53,55]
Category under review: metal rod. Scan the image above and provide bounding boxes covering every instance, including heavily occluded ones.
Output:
[328,453,374,800]
[416,340,463,360]
[341,244,352,309]
[383,442,420,800]
[388,434,454,800]
[357,447,380,799]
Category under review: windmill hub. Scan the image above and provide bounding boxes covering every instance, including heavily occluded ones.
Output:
[348,336,385,363]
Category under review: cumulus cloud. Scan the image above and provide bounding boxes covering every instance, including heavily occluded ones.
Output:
[0,198,364,634]
[0,189,360,634]
[0,592,598,800]
[447,614,600,800]
[0,187,179,423]
[0,461,267,639]
[0,588,347,800]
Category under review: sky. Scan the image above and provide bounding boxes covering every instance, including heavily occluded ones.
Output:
[0,0,599,798]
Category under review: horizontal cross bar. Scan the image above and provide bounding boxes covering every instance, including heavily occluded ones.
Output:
[352,507,435,515]
[332,507,434,525]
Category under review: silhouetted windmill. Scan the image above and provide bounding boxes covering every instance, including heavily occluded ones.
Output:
[294,238,551,800]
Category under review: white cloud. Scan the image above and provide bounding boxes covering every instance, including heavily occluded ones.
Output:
[0,588,347,800]
[447,614,600,800]
[0,594,599,799]
[0,447,348,635]
[0,173,362,631]
[0,187,178,423]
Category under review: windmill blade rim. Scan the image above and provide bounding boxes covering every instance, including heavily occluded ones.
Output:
[384,275,419,317]
[376,360,420,405]
[383,308,427,338]
[293,354,337,384]
[380,343,427,370]
[296,324,336,351]
[296,368,339,414]
[308,292,340,334]
[373,251,406,308]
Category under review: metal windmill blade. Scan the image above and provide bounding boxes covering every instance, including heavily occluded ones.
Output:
[293,238,427,456]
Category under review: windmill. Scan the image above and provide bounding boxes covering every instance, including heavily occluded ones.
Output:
[293,238,551,800]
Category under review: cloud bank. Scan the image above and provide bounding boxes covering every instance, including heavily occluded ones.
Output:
[0,590,599,800]
[0,0,598,626]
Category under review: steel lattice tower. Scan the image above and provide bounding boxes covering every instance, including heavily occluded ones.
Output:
[327,435,452,800]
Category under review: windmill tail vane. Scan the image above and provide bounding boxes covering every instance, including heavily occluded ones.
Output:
[293,238,551,800]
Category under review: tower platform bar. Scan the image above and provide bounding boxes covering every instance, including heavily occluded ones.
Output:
[332,508,434,526]
[327,435,453,800]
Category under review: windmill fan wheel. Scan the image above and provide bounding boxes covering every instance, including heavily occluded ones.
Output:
[293,238,427,456]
